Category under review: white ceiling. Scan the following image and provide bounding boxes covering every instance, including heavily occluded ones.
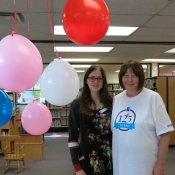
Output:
[0,0,175,74]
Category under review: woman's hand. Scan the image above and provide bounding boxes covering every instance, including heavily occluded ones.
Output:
[153,165,165,175]
[153,132,171,175]
[76,169,86,175]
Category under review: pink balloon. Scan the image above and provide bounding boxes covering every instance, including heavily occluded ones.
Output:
[0,34,43,92]
[21,101,52,135]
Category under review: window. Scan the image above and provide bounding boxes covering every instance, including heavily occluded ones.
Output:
[15,80,45,105]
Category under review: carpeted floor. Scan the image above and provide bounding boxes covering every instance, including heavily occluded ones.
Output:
[0,132,74,175]
[0,132,174,175]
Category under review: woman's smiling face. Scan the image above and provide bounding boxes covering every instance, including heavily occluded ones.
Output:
[86,70,103,94]
[122,67,140,97]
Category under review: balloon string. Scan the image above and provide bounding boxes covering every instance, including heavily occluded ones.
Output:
[46,0,59,59]
[26,0,30,40]
[12,0,17,35]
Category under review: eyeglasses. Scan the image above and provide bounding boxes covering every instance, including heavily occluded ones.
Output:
[87,76,104,82]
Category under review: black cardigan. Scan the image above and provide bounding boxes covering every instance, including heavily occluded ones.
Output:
[68,98,89,173]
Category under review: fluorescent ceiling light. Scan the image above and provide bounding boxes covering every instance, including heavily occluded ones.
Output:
[54,25,138,36]
[115,70,120,72]
[72,65,91,68]
[76,70,85,72]
[54,47,113,52]
[54,26,66,35]
[61,58,99,62]
[54,26,65,35]
[106,26,138,36]
[142,59,175,62]
[165,48,175,53]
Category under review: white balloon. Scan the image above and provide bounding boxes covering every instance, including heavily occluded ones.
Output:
[40,59,80,106]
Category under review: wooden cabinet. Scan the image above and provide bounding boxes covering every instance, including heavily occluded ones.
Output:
[19,134,43,160]
[167,77,175,145]
[146,77,167,106]
[0,114,21,153]
[46,101,70,128]
[0,116,43,160]
[108,83,123,97]
[146,76,175,145]
[0,114,21,136]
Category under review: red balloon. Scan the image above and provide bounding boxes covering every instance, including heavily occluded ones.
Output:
[62,0,110,45]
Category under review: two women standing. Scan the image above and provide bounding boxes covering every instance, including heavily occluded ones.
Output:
[68,60,174,175]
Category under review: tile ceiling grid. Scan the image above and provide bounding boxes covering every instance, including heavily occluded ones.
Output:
[0,0,175,73]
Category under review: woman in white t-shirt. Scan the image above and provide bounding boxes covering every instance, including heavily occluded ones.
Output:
[111,60,174,175]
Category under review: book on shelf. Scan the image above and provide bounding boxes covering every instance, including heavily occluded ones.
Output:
[51,111,61,118]
[112,84,121,90]
[51,119,62,127]
[146,78,157,89]
[1,131,9,135]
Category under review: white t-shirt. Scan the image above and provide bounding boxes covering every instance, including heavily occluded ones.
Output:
[111,88,174,175]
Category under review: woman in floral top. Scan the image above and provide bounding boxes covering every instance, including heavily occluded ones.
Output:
[68,65,113,175]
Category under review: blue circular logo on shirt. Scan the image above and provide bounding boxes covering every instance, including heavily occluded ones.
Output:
[114,107,136,131]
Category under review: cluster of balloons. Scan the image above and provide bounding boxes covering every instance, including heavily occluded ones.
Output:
[0,33,45,135]
[0,35,80,135]
[0,38,80,135]
[21,59,80,135]
[0,0,110,135]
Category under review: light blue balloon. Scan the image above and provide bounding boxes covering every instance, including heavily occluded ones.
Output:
[0,89,13,127]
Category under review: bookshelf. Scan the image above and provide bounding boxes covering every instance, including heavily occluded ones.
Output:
[45,101,70,128]
[108,83,123,97]
[145,76,175,145]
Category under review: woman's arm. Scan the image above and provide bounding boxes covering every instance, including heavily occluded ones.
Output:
[68,99,82,173]
[153,132,171,175]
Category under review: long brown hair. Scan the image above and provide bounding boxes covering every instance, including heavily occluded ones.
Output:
[79,65,112,114]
